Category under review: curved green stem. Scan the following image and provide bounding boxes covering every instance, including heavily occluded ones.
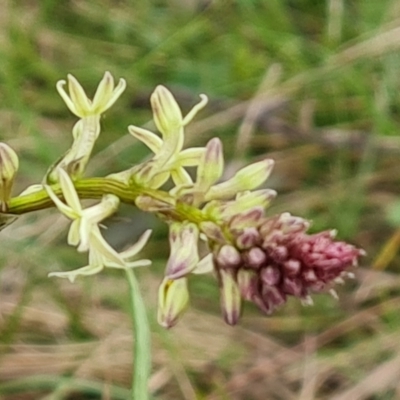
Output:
[126,268,151,400]
[6,177,205,223]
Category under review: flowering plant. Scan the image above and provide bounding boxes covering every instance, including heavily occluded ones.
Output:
[0,72,364,399]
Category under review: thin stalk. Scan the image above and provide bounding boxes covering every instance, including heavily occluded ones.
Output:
[126,268,151,400]
[6,177,205,223]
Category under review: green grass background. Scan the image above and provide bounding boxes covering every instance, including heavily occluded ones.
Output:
[1,1,400,399]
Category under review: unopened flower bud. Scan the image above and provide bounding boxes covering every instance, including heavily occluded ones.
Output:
[219,269,242,326]
[283,259,301,277]
[157,277,189,328]
[229,207,264,230]
[196,138,224,195]
[236,227,260,249]
[165,222,199,279]
[260,265,281,286]
[199,221,225,243]
[217,190,277,220]
[205,159,274,201]
[0,143,19,211]
[151,85,183,137]
[244,247,266,269]
[278,212,310,234]
[216,245,242,268]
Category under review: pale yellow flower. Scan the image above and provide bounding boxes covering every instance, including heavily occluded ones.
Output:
[56,71,126,118]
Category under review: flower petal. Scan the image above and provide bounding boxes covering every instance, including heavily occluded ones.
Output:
[171,167,193,186]
[57,169,82,213]
[120,229,152,259]
[128,125,163,154]
[101,77,127,112]
[56,80,78,116]
[44,184,78,220]
[92,71,115,112]
[67,74,92,117]
[89,226,125,267]
[49,263,103,283]
[182,94,208,126]
[176,147,205,166]
[68,219,81,246]
[107,259,152,269]
[192,253,214,275]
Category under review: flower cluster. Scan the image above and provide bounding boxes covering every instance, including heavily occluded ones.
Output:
[44,169,151,282]
[0,72,364,328]
[122,84,364,327]
[216,213,362,323]
[47,72,126,183]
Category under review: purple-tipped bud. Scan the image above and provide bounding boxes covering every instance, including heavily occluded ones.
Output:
[199,221,226,243]
[236,227,260,249]
[196,138,224,195]
[260,265,281,286]
[229,206,264,230]
[151,85,183,136]
[0,143,19,212]
[165,222,199,279]
[219,189,277,221]
[244,247,266,269]
[157,277,189,328]
[219,269,242,325]
[278,213,310,234]
[283,259,301,277]
[216,245,242,268]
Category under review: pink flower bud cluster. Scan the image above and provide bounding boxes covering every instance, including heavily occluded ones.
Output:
[215,212,364,320]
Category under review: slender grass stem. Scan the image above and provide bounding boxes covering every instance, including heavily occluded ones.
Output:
[126,268,151,400]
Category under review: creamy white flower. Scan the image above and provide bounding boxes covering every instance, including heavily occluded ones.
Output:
[49,228,152,282]
[127,86,208,188]
[56,71,126,118]
[45,169,152,281]
[45,168,119,253]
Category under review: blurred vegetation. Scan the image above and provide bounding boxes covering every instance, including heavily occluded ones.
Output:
[1,0,400,399]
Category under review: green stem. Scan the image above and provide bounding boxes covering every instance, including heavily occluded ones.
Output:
[6,177,205,223]
[126,268,151,400]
